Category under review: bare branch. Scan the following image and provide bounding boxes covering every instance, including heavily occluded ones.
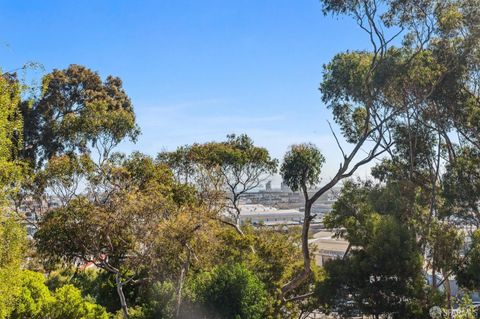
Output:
[328,120,346,159]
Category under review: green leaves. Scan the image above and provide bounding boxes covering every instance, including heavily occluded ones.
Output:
[0,215,26,319]
[318,205,424,317]
[0,73,22,161]
[456,230,480,290]
[280,143,325,192]
[0,216,110,319]
[321,52,373,143]
[10,270,109,319]
[23,64,139,166]
[12,270,54,319]
[188,263,268,319]
[442,147,480,224]
[0,73,25,203]
[190,134,277,174]
[46,284,109,319]
[321,51,372,105]
[317,180,432,317]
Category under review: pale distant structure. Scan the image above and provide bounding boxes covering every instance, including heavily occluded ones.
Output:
[238,185,338,216]
[238,204,304,226]
[265,180,272,191]
[310,231,350,266]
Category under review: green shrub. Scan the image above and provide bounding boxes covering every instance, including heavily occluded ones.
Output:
[189,263,268,319]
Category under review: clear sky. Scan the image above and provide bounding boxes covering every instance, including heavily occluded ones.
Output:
[0,0,374,182]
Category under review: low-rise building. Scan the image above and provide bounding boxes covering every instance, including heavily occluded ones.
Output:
[239,188,336,216]
[310,230,350,266]
[238,204,304,226]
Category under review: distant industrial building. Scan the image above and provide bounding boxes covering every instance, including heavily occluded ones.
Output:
[310,231,350,266]
[238,204,304,226]
[239,182,337,215]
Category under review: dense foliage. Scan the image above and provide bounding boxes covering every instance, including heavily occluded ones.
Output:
[0,0,479,318]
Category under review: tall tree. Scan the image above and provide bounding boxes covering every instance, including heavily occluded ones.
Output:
[0,70,28,318]
[280,0,478,302]
[35,152,210,319]
[14,64,140,230]
[159,134,278,236]
[317,180,433,318]
[21,64,139,168]
[0,214,27,319]
[280,143,325,296]
[0,72,24,203]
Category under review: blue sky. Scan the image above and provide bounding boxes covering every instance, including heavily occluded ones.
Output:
[0,0,374,181]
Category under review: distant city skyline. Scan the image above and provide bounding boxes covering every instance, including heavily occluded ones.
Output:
[0,0,374,179]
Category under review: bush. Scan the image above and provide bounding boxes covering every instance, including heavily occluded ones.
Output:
[47,268,124,313]
[11,270,53,319]
[10,271,109,319]
[47,284,109,319]
[188,263,268,319]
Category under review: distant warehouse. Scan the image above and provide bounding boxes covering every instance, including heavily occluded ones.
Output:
[238,204,305,226]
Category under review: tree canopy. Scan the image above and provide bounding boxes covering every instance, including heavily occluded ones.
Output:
[1,0,480,318]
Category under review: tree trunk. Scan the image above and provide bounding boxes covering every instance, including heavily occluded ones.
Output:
[115,273,129,319]
[233,206,256,253]
[443,270,452,318]
[343,243,352,259]
[175,250,191,318]
[282,200,312,295]
[234,222,245,236]
[432,247,437,289]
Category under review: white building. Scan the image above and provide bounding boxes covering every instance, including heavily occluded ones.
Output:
[238,204,304,226]
[310,230,350,266]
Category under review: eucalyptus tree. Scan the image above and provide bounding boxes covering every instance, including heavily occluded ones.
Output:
[280,143,325,295]
[159,134,278,236]
[0,72,25,204]
[0,71,28,318]
[316,180,438,318]
[0,214,27,319]
[307,0,480,314]
[369,0,480,307]
[279,0,478,304]
[35,152,211,319]
[13,65,141,230]
[21,64,139,168]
